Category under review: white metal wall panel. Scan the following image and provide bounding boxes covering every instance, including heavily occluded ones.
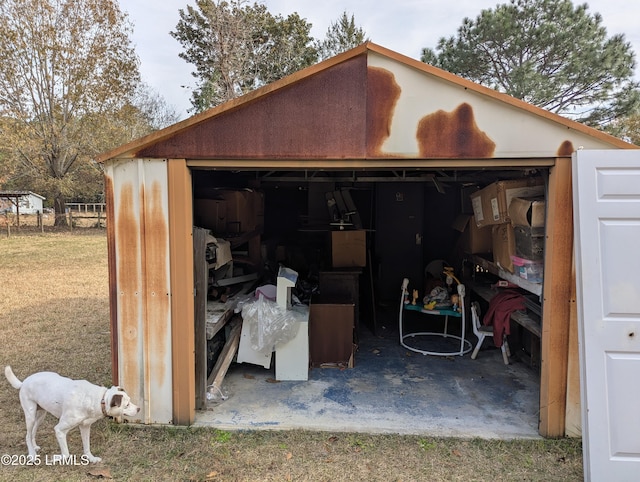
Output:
[368,52,618,158]
[105,158,173,424]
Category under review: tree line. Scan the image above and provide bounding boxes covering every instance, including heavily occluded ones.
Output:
[0,0,638,225]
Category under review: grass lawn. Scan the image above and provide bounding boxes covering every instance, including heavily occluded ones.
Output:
[0,230,583,481]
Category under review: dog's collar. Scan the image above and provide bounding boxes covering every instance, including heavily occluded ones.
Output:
[100,389,109,417]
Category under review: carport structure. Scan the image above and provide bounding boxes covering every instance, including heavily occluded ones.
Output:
[97,42,637,437]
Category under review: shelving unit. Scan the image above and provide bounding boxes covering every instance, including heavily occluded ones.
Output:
[467,253,542,298]
[464,253,542,367]
[464,278,541,338]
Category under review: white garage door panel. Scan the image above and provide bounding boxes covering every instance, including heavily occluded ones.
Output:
[606,353,640,457]
[600,221,640,317]
[597,168,640,199]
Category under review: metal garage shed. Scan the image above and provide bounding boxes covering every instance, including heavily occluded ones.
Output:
[97,42,637,437]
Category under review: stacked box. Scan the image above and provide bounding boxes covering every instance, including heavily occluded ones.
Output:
[470,178,545,227]
[194,189,264,235]
[509,196,545,262]
[193,199,227,234]
[452,214,492,254]
[491,223,516,272]
[331,230,366,268]
[218,189,264,233]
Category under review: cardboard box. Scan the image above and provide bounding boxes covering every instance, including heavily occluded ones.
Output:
[452,214,493,254]
[193,199,227,233]
[470,179,545,227]
[218,189,264,233]
[492,223,516,272]
[331,230,366,268]
[509,197,545,227]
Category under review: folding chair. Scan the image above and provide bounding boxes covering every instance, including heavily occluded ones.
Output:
[470,301,510,365]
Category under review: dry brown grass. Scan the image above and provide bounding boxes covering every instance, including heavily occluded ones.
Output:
[0,231,583,481]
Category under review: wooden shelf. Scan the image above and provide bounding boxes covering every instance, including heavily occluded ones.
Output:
[467,253,542,297]
[465,278,542,338]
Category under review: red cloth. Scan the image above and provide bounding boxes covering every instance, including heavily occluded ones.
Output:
[483,290,525,347]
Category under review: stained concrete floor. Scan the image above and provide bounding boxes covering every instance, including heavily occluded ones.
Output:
[195,306,541,439]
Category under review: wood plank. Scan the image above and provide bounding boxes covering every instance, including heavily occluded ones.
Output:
[193,227,208,410]
[511,311,541,338]
[206,304,235,340]
[216,272,258,287]
[207,318,242,389]
[539,158,574,437]
[168,159,196,425]
[206,280,260,340]
[565,253,582,437]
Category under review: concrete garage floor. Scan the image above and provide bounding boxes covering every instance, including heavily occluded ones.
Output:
[195,307,541,439]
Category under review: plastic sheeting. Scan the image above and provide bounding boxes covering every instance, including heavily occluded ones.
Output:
[238,294,301,353]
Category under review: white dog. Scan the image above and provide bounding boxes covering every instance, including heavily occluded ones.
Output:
[5,366,140,463]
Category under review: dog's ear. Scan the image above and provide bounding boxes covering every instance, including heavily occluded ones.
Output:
[110,394,123,408]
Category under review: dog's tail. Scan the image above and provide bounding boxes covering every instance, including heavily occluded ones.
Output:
[4,366,22,389]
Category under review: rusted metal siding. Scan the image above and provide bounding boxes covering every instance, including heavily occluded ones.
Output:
[366,66,401,156]
[104,158,173,424]
[97,43,634,164]
[137,55,369,160]
[367,52,622,158]
[134,50,625,163]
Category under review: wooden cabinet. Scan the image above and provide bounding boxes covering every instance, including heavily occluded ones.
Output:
[309,296,355,368]
[319,269,361,335]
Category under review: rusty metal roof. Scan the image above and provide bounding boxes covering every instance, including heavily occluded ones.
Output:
[97,42,637,163]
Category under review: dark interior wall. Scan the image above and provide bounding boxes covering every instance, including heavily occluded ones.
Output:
[261,186,307,241]
[422,186,461,266]
[191,170,465,298]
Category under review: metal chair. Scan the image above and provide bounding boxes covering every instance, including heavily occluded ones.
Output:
[470,301,510,365]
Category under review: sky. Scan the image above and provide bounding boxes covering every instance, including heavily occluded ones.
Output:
[123,0,640,120]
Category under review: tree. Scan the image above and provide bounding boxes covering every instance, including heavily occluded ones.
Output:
[130,83,182,134]
[171,0,317,112]
[316,11,368,61]
[71,83,180,202]
[0,0,141,224]
[607,113,640,146]
[421,0,640,128]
